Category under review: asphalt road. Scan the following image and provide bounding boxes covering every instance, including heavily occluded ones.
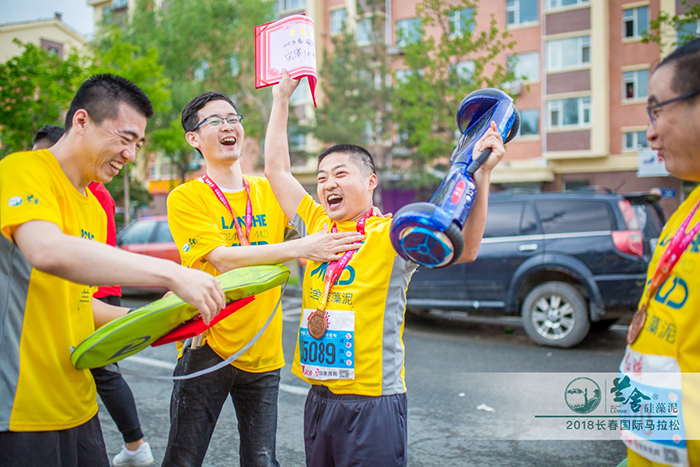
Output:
[101,293,629,467]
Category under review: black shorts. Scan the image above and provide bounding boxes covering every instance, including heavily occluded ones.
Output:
[304,385,408,467]
[0,414,109,467]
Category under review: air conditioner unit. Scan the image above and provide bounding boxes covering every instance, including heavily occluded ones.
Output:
[501,79,522,96]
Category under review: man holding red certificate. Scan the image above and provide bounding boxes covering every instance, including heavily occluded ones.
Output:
[162,91,364,467]
[263,70,505,467]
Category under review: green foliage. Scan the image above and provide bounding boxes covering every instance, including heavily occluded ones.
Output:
[311,3,393,170]
[0,39,85,157]
[114,0,276,180]
[642,0,700,53]
[392,0,516,187]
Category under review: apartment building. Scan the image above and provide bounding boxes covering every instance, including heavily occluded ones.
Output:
[0,13,87,62]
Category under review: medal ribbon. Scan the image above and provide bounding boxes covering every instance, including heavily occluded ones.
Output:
[202,174,253,246]
[642,201,700,307]
[315,209,372,314]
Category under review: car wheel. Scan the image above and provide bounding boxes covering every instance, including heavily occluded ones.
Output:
[521,282,590,348]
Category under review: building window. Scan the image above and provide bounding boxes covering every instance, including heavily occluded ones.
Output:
[330,8,346,35]
[508,51,540,82]
[448,8,474,37]
[622,131,649,151]
[506,0,538,27]
[290,77,309,105]
[547,0,589,10]
[279,0,305,12]
[449,61,475,86]
[102,6,112,22]
[623,69,648,101]
[517,109,540,136]
[548,96,591,128]
[546,36,590,71]
[623,6,649,40]
[356,18,374,46]
[111,0,127,10]
[289,129,306,149]
[396,18,422,48]
[677,19,700,43]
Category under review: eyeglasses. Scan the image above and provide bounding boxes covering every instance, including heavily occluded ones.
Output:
[646,89,700,126]
[192,115,244,131]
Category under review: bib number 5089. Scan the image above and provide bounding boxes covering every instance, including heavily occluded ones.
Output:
[300,339,336,365]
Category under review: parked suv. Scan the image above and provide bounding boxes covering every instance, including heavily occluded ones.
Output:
[406,189,665,348]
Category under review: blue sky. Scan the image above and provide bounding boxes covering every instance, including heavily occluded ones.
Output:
[1,0,95,37]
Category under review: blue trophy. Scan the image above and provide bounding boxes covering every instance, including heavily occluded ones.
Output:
[390,88,520,268]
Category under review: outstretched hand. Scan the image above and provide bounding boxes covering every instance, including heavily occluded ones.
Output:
[272,69,301,101]
[168,267,226,325]
[299,226,365,263]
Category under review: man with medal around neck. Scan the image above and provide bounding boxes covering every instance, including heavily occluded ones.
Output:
[162,91,365,467]
[264,70,506,467]
[620,38,700,467]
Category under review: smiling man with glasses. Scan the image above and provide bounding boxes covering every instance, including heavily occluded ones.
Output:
[162,91,364,467]
[621,38,700,467]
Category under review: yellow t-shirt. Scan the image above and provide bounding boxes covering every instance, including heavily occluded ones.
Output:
[0,149,106,431]
[167,175,287,372]
[290,194,417,396]
[624,185,700,467]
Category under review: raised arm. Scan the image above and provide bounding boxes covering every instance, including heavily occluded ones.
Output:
[14,220,226,324]
[263,69,308,221]
[455,121,505,264]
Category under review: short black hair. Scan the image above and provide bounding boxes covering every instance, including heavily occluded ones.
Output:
[317,144,376,176]
[181,91,237,132]
[32,124,65,148]
[64,74,153,131]
[657,38,700,100]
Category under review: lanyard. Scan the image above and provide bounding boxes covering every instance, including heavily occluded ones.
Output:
[642,201,700,308]
[316,210,372,313]
[202,174,253,247]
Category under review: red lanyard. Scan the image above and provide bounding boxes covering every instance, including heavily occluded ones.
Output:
[202,174,253,247]
[643,201,700,306]
[316,210,372,313]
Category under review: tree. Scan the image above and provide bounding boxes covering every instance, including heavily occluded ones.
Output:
[643,0,700,53]
[0,40,85,157]
[310,0,394,173]
[116,0,277,182]
[392,0,516,187]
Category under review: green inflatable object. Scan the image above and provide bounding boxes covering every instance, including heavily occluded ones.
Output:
[70,264,289,370]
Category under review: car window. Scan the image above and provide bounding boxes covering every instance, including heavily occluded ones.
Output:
[154,221,175,243]
[535,200,613,234]
[521,203,541,235]
[118,221,157,245]
[484,202,524,238]
[630,201,664,239]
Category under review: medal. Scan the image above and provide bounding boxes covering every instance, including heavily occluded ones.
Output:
[306,210,372,340]
[627,201,700,347]
[626,305,647,345]
[308,309,327,339]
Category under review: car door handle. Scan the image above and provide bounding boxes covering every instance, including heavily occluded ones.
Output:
[519,244,538,252]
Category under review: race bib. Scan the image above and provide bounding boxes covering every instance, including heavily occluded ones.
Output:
[619,347,689,467]
[299,308,354,380]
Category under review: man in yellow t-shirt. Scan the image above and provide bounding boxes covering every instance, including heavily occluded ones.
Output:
[0,74,225,467]
[264,71,505,466]
[620,38,700,467]
[162,91,363,467]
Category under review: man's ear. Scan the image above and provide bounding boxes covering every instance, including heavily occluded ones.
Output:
[71,109,90,135]
[368,173,378,192]
[185,131,200,149]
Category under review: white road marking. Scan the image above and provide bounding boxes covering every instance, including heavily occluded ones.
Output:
[279,383,309,396]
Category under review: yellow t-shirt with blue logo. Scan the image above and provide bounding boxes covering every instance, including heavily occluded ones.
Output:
[167,176,288,372]
[0,149,106,431]
[623,186,700,467]
[290,194,417,396]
